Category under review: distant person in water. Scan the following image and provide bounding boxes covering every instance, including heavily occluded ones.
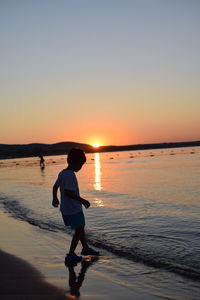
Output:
[52,148,99,263]
[39,156,45,168]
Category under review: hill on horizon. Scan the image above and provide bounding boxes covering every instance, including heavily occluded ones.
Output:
[0,140,200,160]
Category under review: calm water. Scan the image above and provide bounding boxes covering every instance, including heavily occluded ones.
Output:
[0,147,200,299]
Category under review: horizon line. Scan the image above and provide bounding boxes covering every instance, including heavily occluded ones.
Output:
[1,139,200,147]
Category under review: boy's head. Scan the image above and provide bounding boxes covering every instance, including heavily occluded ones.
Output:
[67,148,86,171]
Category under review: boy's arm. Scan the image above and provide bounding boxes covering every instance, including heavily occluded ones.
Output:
[52,183,60,207]
[64,189,90,209]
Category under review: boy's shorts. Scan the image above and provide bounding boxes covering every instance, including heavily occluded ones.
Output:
[62,211,85,229]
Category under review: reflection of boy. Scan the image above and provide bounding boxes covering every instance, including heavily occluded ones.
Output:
[52,148,99,263]
[66,259,96,298]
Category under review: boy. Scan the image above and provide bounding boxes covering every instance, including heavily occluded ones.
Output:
[52,148,99,263]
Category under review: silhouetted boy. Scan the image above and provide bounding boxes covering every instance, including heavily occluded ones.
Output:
[52,148,99,263]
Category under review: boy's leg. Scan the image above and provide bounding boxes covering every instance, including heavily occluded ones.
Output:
[79,227,88,250]
[79,229,100,255]
[69,227,87,254]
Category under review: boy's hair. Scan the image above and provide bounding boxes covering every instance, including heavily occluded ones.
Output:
[67,148,86,165]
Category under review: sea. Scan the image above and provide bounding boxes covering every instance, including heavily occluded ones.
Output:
[0,146,200,299]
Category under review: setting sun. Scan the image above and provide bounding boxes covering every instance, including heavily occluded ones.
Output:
[92,142,100,148]
[89,137,105,148]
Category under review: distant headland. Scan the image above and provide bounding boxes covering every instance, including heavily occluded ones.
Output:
[0,140,200,160]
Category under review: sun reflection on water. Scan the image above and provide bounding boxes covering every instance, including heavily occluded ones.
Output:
[94,197,104,207]
[93,153,104,207]
[93,153,102,191]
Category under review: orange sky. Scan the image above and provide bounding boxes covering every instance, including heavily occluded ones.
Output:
[0,1,200,146]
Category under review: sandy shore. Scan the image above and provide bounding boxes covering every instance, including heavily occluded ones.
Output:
[0,212,66,300]
[0,212,152,300]
[0,250,65,300]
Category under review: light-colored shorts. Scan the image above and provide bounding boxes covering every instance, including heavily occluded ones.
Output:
[62,211,85,229]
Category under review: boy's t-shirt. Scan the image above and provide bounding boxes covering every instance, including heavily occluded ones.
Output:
[55,169,83,216]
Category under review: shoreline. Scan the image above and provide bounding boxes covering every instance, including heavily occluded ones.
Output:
[0,212,151,300]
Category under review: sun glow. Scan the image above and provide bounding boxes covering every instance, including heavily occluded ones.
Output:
[92,142,100,148]
[88,136,105,148]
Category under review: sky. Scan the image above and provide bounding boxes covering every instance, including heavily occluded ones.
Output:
[0,0,200,146]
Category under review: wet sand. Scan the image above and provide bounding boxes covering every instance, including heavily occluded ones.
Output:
[0,212,150,300]
[0,250,64,300]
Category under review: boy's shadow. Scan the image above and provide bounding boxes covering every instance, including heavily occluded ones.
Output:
[65,256,99,298]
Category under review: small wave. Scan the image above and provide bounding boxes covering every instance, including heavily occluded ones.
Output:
[1,195,200,282]
[85,232,200,281]
[0,196,63,233]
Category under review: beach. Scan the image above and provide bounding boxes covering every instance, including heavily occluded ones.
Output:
[0,148,200,299]
[1,1,200,297]
[0,212,150,300]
